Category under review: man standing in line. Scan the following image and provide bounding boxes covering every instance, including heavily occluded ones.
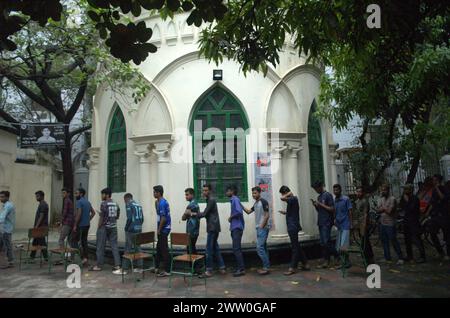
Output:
[278,186,310,275]
[182,188,202,275]
[0,191,15,269]
[242,186,271,275]
[58,188,75,249]
[399,184,426,263]
[73,188,95,266]
[197,184,226,277]
[154,185,171,277]
[332,184,352,269]
[114,193,144,275]
[29,190,49,262]
[427,174,450,260]
[226,185,245,277]
[312,181,339,269]
[90,187,122,272]
[354,186,374,265]
[377,184,404,265]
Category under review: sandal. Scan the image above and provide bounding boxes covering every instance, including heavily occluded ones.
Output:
[89,265,102,271]
[283,269,296,276]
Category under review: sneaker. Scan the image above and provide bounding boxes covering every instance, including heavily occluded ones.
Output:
[89,265,102,271]
[204,271,213,278]
[112,268,127,275]
[232,270,245,277]
[149,268,158,274]
[283,268,296,276]
[157,271,171,277]
[219,268,227,275]
[396,259,404,265]
[316,261,330,269]
[257,269,270,275]
[133,268,143,273]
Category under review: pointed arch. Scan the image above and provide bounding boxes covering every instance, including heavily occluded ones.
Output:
[107,104,127,193]
[189,84,249,202]
[308,100,325,184]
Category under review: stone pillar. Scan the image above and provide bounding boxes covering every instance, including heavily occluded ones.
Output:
[328,144,339,191]
[270,141,288,238]
[134,143,154,231]
[284,141,302,196]
[86,147,100,236]
[153,142,172,198]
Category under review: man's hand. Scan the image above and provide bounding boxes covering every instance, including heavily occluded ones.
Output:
[228,216,232,223]
[72,226,77,233]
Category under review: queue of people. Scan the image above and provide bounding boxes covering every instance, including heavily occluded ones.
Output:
[0,174,449,277]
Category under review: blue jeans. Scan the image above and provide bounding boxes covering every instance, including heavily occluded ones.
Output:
[319,225,338,261]
[380,224,403,261]
[122,231,143,270]
[256,227,270,270]
[205,231,225,272]
[231,229,245,271]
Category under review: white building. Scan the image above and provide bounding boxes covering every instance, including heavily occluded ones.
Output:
[88,12,339,246]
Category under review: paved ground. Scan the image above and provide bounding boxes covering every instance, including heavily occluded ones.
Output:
[0,232,449,298]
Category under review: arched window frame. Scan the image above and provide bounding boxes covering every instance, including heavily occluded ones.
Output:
[107,105,127,193]
[308,102,325,184]
[190,85,249,202]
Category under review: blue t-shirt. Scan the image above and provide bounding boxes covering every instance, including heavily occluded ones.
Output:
[230,195,245,231]
[334,195,352,230]
[76,197,92,227]
[186,200,200,237]
[316,191,335,226]
[126,200,144,233]
[157,198,171,234]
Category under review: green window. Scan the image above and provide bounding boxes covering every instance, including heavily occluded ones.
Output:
[190,86,249,202]
[308,102,325,185]
[108,106,127,193]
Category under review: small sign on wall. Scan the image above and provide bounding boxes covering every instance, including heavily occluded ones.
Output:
[20,123,66,148]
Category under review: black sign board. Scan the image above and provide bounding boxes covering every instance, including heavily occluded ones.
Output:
[20,123,66,148]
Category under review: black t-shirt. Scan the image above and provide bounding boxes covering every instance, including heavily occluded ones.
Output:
[400,195,420,225]
[286,196,301,233]
[34,201,49,227]
[430,186,449,217]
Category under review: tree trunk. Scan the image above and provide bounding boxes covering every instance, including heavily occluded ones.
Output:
[60,125,74,192]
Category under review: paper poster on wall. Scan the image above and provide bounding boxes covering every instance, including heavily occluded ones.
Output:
[254,152,274,228]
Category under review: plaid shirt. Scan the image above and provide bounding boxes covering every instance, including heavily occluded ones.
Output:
[62,197,74,226]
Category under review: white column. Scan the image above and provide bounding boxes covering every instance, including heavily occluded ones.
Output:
[152,142,172,198]
[270,141,288,238]
[284,141,302,196]
[329,144,339,188]
[134,143,154,232]
[86,147,100,237]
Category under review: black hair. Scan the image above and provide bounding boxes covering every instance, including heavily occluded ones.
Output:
[0,191,10,198]
[311,180,323,188]
[279,185,291,194]
[333,184,342,191]
[226,185,238,195]
[61,188,72,193]
[433,174,443,182]
[252,186,262,193]
[153,185,164,196]
[124,193,133,200]
[202,184,212,191]
[77,188,86,196]
[101,187,112,197]
[35,190,45,197]
[185,188,195,196]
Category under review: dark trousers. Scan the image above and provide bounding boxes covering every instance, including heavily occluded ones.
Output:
[288,230,308,268]
[205,231,225,272]
[71,226,90,259]
[30,237,48,260]
[404,223,426,260]
[187,235,202,273]
[360,232,374,264]
[231,229,245,271]
[319,225,338,261]
[380,224,403,260]
[429,216,450,256]
[155,232,170,273]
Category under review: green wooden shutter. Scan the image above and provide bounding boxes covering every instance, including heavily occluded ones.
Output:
[190,86,249,202]
[308,103,325,184]
[108,105,127,193]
